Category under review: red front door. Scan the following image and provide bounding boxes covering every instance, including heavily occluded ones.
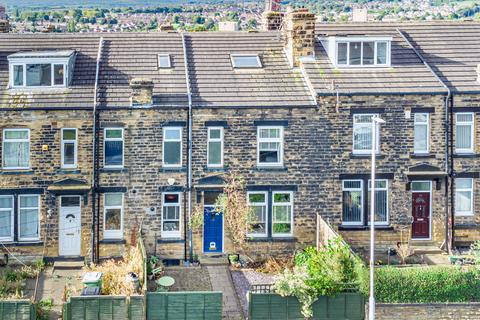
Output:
[412,192,430,239]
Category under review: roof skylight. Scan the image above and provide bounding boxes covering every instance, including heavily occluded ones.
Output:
[230,54,262,69]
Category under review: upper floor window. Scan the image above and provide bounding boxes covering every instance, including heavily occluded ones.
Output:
[104,193,123,239]
[455,113,474,154]
[257,126,283,167]
[414,113,429,154]
[61,128,77,168]
[0,196,14,241]
[336,39,390,67]
[353,114,379,154]
[455,178,473,216]
[162,193,181,238]
[104,128,124,168]
[3,129,30,169]
[158,54,172,69]
[231,54,262,69]
[18,195,40,241]
[207,127,223,168]
[163,127,182,167]
[8,50,75,88]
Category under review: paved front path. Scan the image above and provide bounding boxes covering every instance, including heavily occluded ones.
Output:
[207,265,244,320]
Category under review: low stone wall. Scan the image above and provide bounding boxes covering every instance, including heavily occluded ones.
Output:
[371,303,480,319]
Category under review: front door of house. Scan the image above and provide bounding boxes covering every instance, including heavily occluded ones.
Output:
[203,206,223,253]
[59,196,81,256]
[412,192,430,239]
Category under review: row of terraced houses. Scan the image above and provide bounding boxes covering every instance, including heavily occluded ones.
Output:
[0,8,479,263]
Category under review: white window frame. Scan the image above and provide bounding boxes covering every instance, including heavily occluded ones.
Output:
[103,193,124,239]
[9,60,67,89]
[257,126,284,167]
[61,128,77,169]
[18,194,40,242]
[0,195,14,242]
[335,38,391,68]
[352,114,380,155]
[207,127,224,168]
[162,127,183,168]
[455,113,474,154]
[342,180,364,226]
[368,179,389,226]
[230,54,262,69]
[272,191,294,237]
[455,178,474,216]
[158,54,172,69]
[246,191,268,238]
[414,113,430,154]
[2,128,30,170]
[161,192,182,238]
[103,128,124,168]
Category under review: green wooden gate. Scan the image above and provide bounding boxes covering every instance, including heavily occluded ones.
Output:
[249,292,365,320]
[63,296,145,320]
[0,300,35,320]
[146,292,222,320]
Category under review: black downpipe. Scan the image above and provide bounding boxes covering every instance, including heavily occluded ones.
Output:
[449,95,455,250]
[183,189,187,262]
[92,110,101,263]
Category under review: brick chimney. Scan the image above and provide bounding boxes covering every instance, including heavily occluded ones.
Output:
[284,8,316,68]
[262,0,284,31]
[130,78,154,106]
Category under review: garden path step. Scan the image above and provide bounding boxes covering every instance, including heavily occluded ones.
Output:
[199,254,229,266]
[53,260,84,270]
[207,265,244,320]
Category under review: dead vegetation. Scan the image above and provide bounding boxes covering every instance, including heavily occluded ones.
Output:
[253,256,295,274]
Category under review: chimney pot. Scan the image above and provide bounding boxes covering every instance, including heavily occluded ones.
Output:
[130,78,154,106]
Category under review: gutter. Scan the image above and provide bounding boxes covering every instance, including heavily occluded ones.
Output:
[397,29,452,253]
[182,32,194,263]
[91,37,104,263]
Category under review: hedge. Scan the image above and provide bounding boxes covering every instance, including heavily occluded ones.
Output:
[359,266,480,303]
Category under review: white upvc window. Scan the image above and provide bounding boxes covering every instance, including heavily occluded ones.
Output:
[353,114,380,154]
[368,179,389,225]
[104,193,124,239]
[163,127,182,167]
[414,113,429,154]
[104,128,124,168]
[257,126,283,167]
[10,62,66,88]
[3,129,30,169]
[18,195,40,241]
[247,192,268,238]
[0,196,14,241]
[455,113,474,154]
[230,54,262,68]
[342,180,363,225]
[161,193,181,238]
[61,128,77,168]
[207,127,224,168]
[455,178,474,216]
[272,191,293,237]
[158,54,172,68]
[336,39,390,67]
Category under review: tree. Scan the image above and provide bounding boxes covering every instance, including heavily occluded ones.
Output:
[67,19,76,33]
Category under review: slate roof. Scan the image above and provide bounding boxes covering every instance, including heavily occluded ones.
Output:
[305,23,447,96]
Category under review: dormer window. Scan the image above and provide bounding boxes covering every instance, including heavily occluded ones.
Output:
[324,37,391,68]
[231,54,262,69]
[8,50,75,88]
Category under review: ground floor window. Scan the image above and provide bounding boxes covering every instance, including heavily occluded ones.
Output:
[18,195,40,241]
[342,179,389,226]
[246,190,294,238]
[104,193,123,239]
[455,178,474,216]
[0,196,14,241]
[162,193,181,238]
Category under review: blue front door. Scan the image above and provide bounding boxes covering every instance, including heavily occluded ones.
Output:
[203,206,223,253]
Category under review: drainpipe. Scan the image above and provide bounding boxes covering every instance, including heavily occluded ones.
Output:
[182,32,194,263]
[397,29,452,253]
[91,37,104,263]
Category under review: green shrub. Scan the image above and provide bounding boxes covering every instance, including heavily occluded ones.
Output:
[359,266,480,303]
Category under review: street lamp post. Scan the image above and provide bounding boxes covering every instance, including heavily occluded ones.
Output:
[369,116,385,320]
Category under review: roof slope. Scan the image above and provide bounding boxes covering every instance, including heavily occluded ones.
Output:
[186,32,315,107]
[399,22,480,94]
[305,23,446,96]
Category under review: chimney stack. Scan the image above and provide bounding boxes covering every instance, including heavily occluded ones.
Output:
[0,5,8,33]
[262,0,284,31]
[284,8,316,68]
[130,78,154,107]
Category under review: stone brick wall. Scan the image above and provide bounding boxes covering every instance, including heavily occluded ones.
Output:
[372,303,480,320]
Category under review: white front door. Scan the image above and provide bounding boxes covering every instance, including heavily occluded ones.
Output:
[59,196,81,256]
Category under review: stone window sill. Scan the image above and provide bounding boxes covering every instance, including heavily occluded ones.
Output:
[247,237,296,243]
[160,167,186,173]
[99,239,126,244]
[100,168,129,173]
[57,169,82,174]
[453,154,479,159]
[157,239,185,244]
[0,241,44,247]
[0,170,34,175]
[338,225,393,231]
[254,166,287,172]
[410,153,436,159]
[350,154,385,159]
[204,166,229,172]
